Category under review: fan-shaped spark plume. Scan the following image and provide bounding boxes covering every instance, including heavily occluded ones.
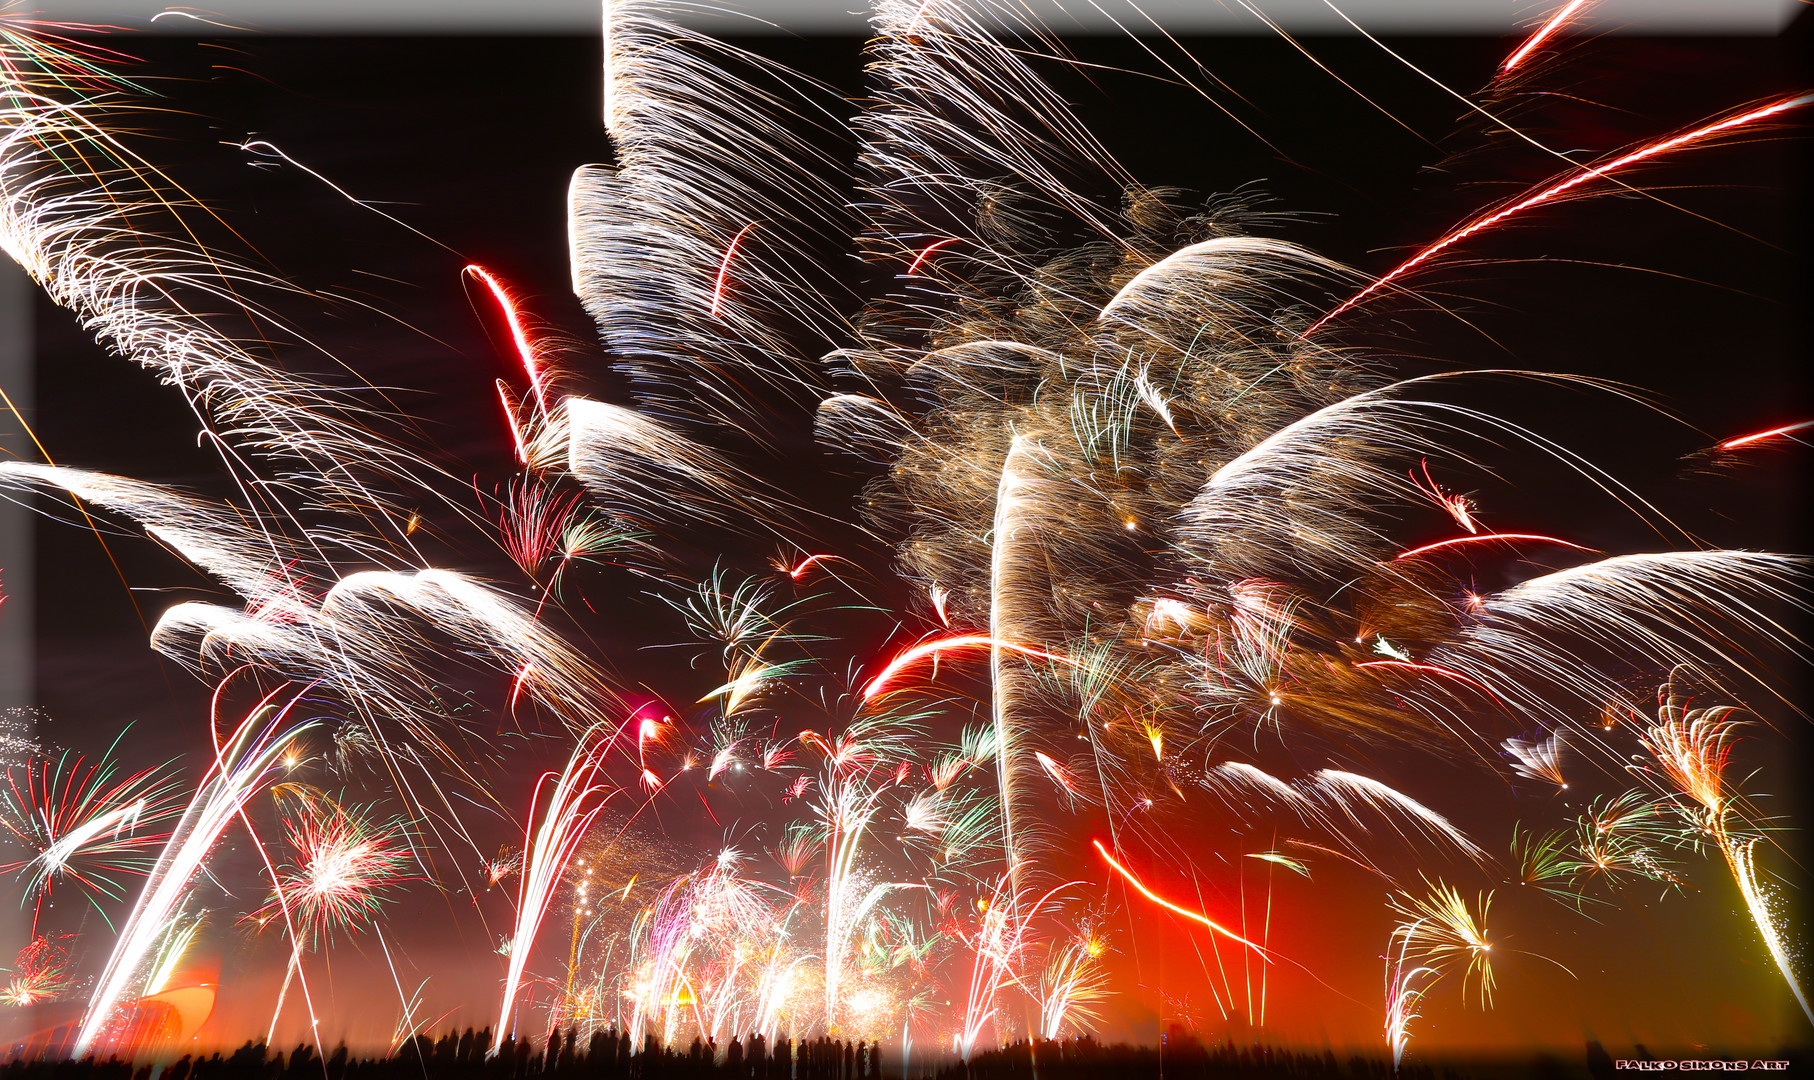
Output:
[75,686,316,1054]
[1504,734,1568,789]
[1641,684,1812,1023]
[495,722,620,1049]
[1388,881,1495,1009]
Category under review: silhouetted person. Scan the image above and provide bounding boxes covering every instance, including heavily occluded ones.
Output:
[283,1043,315,1080]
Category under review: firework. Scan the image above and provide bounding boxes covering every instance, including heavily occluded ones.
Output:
[1508,823,1589,907]
[74,686,317,1054]
[1502,734,1567,790]
[496,721,621,1046]
[0,934,74,1006]
[1092,841,1266,956]
[1388,881,1495,1009]
[252,789,415,946]
[1640,680,1812,1024]
[1309,94,1814,333]
[0,0,1802,1062]
[1383,955,1435,1070]
[0,740,182,927]
[955,877,1078,1058]
[1037,937,1108,1040]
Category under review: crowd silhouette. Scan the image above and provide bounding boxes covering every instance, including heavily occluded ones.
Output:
[0,1028,1781,1078]
[929,1033,1418,1080]
[1,1028,886,1080]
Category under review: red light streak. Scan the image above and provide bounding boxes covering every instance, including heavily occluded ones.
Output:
[507,662,536,714]
[1500,0,1591,75]
[1719,420,1813,450]
[464,265,547,414]
[1306,94,1814,335]
[1395,533,1597,561]
[905,238,960,276]
[788,553,845,580]
[1091,839,1269,957]
[859,634,1077,700]
[709,222,759,318]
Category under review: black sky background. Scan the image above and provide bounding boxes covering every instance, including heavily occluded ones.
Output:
[15,17,1813,1053]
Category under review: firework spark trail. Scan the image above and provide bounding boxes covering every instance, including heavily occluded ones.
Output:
[820,788,924,1031]
[1727,837,1809,1023]
[0,463,314,604]
[0,467,619,800]
[0,741,181,928]
[860,634,1076,700]
[1098,236,1350,329]
[1091,840,1267,956]
[1395,533,1596,561]
[1504,734,1567,789]
[955,876,1078,1058]
[150,566,619,761]
[495,722,620,1050]
[1037,937,1107,1040]
[1174,371,1676,592]
[612,848,781,1042]
[465,264,550,413]
[576,0,854,438]
[0,934,74,1006]
[565,397,785,535]
[0,29,628,921]
[1500,0,1593,75]
[75,684,317,1055]
[1720,420,1814,450]
[989,434,1053,901]
[253,790,414,946]
[1309,771,1488,863]
[1383,953,1435,1069]
[1388,881,1495,1009]
[1641,687,1813,1024]
[1308,94,1814,334]
[1430,551,1808,730]
[625,878,695,1044]
[818,770,889,1030]
[139,910,203,997]
[0,0,1807,1057]
[0,44,443,515]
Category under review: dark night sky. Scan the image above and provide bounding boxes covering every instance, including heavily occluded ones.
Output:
[13,17,1813,1057]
